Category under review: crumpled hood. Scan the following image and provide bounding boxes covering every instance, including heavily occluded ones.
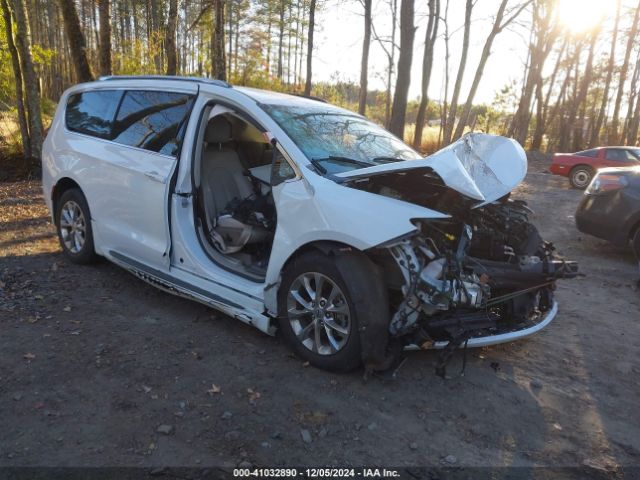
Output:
[336,133,528,203]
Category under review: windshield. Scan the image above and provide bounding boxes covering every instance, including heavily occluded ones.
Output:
[261,103,422,174]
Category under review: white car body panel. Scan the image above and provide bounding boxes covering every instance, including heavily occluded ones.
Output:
[337,133,528,204]
[42,77,556,351]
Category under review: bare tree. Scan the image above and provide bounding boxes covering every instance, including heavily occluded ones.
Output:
[0,0,30,158]
[555,31,598,151]
[277,0,285,80]
[589,0,621,146]
[508,0,558,146]
[304,0,316,95]
[166,0,178,75]
[211,0,226,80]
[388,0,415,137]
[59,0,93,82]
[609,0,640,144]
[452,0,531,142]
[371,0,398,127]
[442,0,472,145]
[439,0,451,147]
[625,44,640,144]
[13,0,43,159]
[98,0,112,76]
[530,37,567,150]
[358,0,372,115]
[413,0,439,149]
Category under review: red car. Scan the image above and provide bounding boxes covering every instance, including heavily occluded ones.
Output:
[550,147,640,189]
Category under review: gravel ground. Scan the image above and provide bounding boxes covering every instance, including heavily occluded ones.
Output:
[1,165,639,476]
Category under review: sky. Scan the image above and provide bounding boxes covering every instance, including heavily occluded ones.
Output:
[311,0,617,105]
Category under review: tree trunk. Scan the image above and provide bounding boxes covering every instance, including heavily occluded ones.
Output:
[509,1,558,146]
[277,0,285,80]
[234,10,239,75]
[413,0,439,148]
[609,0,640,144]
[304,0,315,95]
[227,0,233,78]
[623,48,640,142]
[58,0,93,82]
[439,0,450,147]
[0,0,31,158]
[569,33,599,151]
[13,0,43,159]
[266,3,272,74]
[589,0,621,146]
[98,0,112,76]
[382,0,398,128]
[358,0,372,115]
[530,38,567,150]
[442,0,472,145]
[286,1,292,84]
[210,0,226,80]
[627,82,640,145]
[166,0,178,75]
[388,0,415,138]
[452,0,526,142]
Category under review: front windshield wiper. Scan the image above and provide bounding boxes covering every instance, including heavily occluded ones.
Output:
[309,156,373,184]
[311,156,373,172]
[370,156,405,164]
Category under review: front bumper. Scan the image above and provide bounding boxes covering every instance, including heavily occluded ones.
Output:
[406,300,558,350]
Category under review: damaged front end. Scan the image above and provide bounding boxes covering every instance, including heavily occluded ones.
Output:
[383,200,577,376]
[342,134,578,376]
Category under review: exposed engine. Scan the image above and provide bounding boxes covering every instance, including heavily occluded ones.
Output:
[383,197,578,375]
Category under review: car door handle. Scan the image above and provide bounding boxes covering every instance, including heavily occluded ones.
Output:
[144,171,165,183]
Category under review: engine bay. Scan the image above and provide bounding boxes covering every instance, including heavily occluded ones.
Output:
[367,188,579,376]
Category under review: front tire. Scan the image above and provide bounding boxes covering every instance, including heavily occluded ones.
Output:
[569,166,594,189]
[277,248,387,372]
[55,188,98,264]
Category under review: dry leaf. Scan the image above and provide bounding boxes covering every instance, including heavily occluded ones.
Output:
[247,388,261,403]
[207,384,222,395]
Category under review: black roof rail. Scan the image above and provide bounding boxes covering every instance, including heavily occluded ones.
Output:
[97,75,232,88]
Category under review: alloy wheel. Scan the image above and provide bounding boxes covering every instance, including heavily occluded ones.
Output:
[59,200,86,254]
[286,272,351,355]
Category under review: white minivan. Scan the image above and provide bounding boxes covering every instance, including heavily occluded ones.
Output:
[42,76,577,374]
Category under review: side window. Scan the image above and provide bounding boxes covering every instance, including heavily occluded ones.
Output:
[65,90,123,139]
[271,147,296,186]
[112,91,194,156]
[576,149,597,158]
[605,149,629,161]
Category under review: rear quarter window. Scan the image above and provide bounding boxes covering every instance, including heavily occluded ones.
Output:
[111,91,194,156]
[575,149,598,158]
[65,90,123,139]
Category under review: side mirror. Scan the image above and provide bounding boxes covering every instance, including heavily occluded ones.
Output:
[270,139,296,187]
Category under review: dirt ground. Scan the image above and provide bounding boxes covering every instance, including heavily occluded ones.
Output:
[1,161,639,476]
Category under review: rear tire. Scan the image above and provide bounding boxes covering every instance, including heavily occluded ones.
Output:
[277,248,387,372]
[55,188,98,264]
[569,166,594,189]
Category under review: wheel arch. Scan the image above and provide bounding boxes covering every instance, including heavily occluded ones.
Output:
[274,239,393,370]
[569,164,595,174]
[628,217,640,242]
[52,177,83,225]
